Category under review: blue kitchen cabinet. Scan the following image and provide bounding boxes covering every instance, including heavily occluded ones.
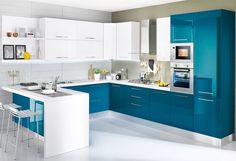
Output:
[65,83,109,113]
[110,84,150,119]
[110,84,127,113]
[149,90,172,125]
[125,86,150,119]
[13,94,44,136]
[194,10,235,138]
[171,92,194,131]
[171,13,194,43]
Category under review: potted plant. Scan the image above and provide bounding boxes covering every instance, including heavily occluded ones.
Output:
[93,68,101,81]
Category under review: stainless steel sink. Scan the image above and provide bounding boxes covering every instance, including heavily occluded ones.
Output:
[128,79,155,85]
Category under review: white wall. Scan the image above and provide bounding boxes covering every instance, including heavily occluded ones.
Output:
[0,0,112,104]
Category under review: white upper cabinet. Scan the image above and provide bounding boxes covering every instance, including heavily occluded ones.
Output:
[116,22,140,61]
[77,41,103,59]
[103,23,117,59]
[40,18,77,39]
[156,17,170,61]
[76,21,103,41]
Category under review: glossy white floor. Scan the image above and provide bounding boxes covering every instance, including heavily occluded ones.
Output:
[0,114,236,161]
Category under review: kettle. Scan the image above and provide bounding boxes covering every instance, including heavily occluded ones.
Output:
[115,72,122,80]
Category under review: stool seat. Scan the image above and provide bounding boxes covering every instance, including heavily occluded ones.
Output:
[3,104,21,110]
[17,110,38,118]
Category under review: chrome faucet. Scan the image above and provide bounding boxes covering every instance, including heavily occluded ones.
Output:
[52,76,60,92]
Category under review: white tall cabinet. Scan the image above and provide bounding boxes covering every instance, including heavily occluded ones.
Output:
[156,17,170,61]
[116,22,140,61]
[103,23,117,59]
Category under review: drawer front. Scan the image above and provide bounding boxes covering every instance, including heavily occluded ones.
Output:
[149,90,172,124]
[127,86,149,97]
[171,93,194,131]
[126,100,149,119]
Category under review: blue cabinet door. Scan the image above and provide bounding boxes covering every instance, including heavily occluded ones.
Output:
[171,13,194,43]
[64,84,109,113]
[149,90,172,125]
[194,11,220,137]
[171,93,194,131]
[110,84,128,113]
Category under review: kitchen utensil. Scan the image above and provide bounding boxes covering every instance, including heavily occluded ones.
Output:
[41,89,56,95]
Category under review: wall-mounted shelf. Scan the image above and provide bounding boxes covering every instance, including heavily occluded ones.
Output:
[1,37,44,41]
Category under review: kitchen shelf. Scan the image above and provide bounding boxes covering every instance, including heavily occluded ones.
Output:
[1,37,44,41]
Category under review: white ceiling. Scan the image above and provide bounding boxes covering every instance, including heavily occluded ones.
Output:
[28,0,185,12]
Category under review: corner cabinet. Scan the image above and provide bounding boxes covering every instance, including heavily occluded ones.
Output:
[194,10,235,138]
[65,84,109,113]
[171,13,194,43]
[116,22,140,61]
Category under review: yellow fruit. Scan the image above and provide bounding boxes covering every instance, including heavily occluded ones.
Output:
[23,52,31,60]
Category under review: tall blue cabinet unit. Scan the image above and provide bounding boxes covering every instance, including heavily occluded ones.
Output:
[171,13,194,43]
[194,10,235,138]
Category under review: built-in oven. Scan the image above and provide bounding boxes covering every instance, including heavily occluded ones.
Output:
[170,63,193,94]
[171,43,193,63]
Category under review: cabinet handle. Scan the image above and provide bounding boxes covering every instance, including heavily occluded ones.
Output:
[56,36,68,38]
[85,56,95,58]
[130,95,142,99]
[130,87,141,91]
[198,91,214,95]
[198,98,214,102]
[111,84,120,88]
[154,91,167,95]
[130,103,142,107]
[56,57,68,59]
[91,85,101,88]
[174,94,188,98]
[85,37,95,40]
[174,38,188,41]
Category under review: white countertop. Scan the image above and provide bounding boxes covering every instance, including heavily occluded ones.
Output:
[2,85,87,102]
[1,79,170,102]
[58,79,170,91]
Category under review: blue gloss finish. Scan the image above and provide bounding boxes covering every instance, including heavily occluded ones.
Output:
[171,92,194,131]
[171,13,194,43]
[194,10,235,138]
[65,83,109,113]
[149,90,172,125]
[13,94,44,136]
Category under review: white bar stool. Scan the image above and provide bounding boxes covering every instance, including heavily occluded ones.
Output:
[4,106,40,160]
[0,102,21,147]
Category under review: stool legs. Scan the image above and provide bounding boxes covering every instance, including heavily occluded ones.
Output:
[4,113,11,152]
[0,109,5,147]
[14,117,21,160]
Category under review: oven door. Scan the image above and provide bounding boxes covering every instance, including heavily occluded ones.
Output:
[171,67,193,94]
[171,43,193,63]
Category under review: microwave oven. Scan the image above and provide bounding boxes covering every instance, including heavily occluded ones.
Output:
[171,43,194,63]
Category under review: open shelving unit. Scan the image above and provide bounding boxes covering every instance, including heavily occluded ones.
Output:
[0,16,44,62]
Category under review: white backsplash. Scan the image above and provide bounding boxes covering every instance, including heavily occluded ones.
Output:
[0,61,111,104]
[112,60,171,83]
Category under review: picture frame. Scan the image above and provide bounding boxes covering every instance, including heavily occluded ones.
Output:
[3,45,14,60]
[15,45,26,59]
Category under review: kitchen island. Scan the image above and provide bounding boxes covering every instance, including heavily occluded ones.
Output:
[2,86,89,158]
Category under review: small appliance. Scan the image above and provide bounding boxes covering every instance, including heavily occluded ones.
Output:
[171,43,193,63]
[170,62,193,94]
